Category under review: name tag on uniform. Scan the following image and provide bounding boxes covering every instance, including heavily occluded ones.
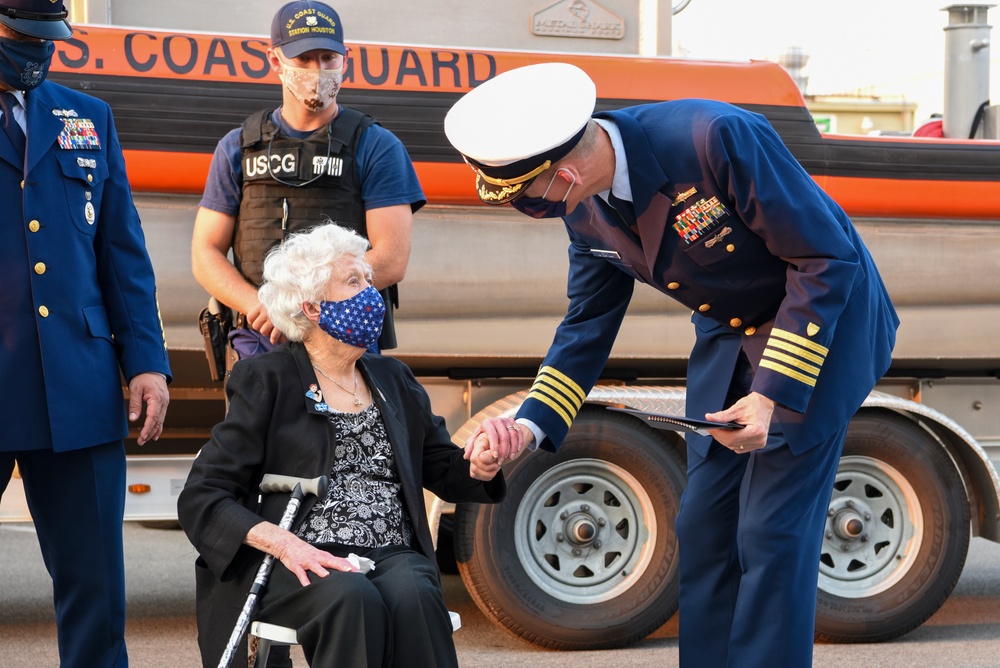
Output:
[591,249,621,260]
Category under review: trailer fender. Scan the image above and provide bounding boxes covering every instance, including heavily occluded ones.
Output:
[861,390,1000,542]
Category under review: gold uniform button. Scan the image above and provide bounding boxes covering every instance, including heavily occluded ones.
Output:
[38,306,49,317]
[87,174,94,182]
[666,281,680,290]
[34,262,46,275]
[726,244,735,252]
[730,318,742,328]
[20,179,25,189]
[28,220,40,232]
[745,326,757,336]
[698,303,711,313]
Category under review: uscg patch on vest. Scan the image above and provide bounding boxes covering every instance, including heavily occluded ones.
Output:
[243,148,302,180]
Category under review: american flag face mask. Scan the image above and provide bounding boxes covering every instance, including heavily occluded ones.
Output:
[317,286,386,349]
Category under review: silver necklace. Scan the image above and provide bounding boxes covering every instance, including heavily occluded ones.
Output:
[313,365,363,406]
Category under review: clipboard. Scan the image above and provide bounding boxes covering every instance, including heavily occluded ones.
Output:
[609,407,745,435]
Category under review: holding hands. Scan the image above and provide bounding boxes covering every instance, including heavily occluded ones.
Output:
[463,416,533,480]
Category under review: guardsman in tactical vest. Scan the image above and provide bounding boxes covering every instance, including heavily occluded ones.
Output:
[0,2,171,666]
[445,63,899,668]
[192,0,424,370]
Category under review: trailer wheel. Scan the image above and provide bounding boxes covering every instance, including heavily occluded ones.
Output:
[454,407,686,650]
[815,412,970,642]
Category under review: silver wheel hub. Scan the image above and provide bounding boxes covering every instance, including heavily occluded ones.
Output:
[514,458,657,604]
[818,455,923,598]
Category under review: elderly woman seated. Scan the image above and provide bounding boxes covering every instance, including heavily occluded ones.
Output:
[178,224,506,668]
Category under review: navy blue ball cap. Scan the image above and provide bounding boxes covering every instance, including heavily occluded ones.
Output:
[0,0,72,40]
[445,63,596,205]
[271,1,346,59]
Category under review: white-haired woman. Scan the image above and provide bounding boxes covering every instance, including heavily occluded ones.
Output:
[178,224,505,668]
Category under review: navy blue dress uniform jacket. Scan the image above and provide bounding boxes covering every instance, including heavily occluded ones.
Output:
[178,342,506,666]
[0,81,170,453]
[517,100,898,455]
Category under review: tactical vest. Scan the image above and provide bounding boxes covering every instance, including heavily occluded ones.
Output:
[235,107,373,286]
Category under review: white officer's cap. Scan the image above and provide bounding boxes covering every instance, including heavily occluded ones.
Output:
[444,62,596,205]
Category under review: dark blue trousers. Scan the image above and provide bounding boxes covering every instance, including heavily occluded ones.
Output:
[675,425,847,668]
[1,442,128,668]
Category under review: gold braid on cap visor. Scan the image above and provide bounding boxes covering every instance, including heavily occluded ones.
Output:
[478,183,523,202]
[468,159,553,187]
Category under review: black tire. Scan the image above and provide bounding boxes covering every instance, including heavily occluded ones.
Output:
[815,411,970,642]
[454,406,686,650]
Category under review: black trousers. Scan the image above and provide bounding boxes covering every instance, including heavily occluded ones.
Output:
[256,544,458,668]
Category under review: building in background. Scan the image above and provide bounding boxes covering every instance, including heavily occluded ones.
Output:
[807,96,918,136]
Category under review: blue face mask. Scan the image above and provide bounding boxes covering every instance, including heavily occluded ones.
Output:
[317,286,386,349]
[510,169,576,219]
[0,37,55,91]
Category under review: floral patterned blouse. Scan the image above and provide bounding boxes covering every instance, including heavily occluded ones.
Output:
[295,401,414,548]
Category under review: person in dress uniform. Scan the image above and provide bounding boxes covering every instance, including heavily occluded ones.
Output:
[0,2,170,666]
[444,62,898,668]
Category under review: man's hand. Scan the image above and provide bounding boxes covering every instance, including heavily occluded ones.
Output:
[246,302,287,345]
[464,416,532,466]
[704,392,775,454]
[128,372,170,445]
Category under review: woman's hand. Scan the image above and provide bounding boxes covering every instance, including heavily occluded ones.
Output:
[245,521,359,587]
[466,433,503,480]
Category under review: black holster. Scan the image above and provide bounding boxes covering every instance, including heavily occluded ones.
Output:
[198,299,234,382]
[378,284,399,350]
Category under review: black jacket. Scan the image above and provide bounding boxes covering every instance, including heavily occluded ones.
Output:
[178,341,505,665]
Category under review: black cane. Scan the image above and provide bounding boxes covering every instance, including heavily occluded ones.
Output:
[217,474,329,668]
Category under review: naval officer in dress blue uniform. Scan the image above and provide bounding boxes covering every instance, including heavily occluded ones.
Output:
[0,2,171,666]
[445,63,898,668]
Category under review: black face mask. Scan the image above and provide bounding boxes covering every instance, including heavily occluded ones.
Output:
[510,169,576,219]
[0,37,55,91]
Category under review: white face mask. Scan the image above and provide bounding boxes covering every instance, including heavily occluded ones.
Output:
[277,53,343,112]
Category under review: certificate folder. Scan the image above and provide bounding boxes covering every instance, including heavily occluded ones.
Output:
[609,407,745,435]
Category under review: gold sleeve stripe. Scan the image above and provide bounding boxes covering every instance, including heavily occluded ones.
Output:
[529,377,583,416]
[760,359,818,387]
[767,338,825,366]
[762,349,821,376]
[527,375,584,415]
[771,327,829,356]
[538,366,587,403]
[526,388,575,428]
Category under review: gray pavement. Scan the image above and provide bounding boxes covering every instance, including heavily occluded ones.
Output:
[1,522,999,667]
